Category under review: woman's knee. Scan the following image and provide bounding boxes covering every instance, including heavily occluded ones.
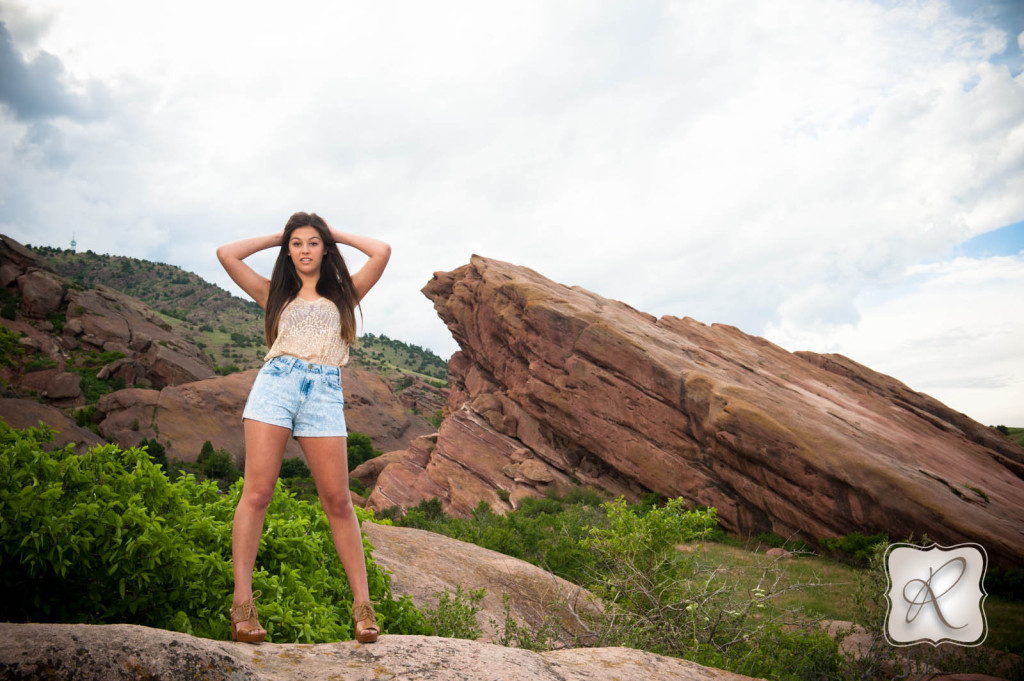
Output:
[320,489,355,520]
[240,483,276,511]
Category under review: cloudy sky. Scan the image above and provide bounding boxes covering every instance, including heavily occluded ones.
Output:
[1,0,1022,426]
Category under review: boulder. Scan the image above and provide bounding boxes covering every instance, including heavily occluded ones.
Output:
[375,255,1024,568]
[364,406,578,517]
[64,286,215,388]
[42,371,82,401]
[16,270,64,319]
[0,623,761,681]
[0,398,104,451]
[16,366,80,403]
[363,522,599,644]
[0,234,42,280]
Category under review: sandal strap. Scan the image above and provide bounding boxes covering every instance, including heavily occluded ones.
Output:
[231,590,262,624]
[353,602,377,625]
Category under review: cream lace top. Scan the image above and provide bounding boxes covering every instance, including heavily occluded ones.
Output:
[265,297,350,367]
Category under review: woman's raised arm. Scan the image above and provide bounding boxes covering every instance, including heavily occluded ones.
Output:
[216,231,283,309]
[330,227,391,302]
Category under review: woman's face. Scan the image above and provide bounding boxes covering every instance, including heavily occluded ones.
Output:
[289,226,325,277]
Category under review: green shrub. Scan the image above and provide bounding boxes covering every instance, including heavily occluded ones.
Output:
[423,585,486,639]
[280,457,311,479]
[196,444,239,485]
[819,532,889,565]
[138,438,167,468]
[0,289,18,319]
[0,419,430,641]
[427,410,443,429]
[347,432,380,471]
[24,357,58,372]
[0,325,24,367]
[394,495,602,586]
[580,498,845,680]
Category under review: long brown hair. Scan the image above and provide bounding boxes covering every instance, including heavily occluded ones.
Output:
[264,212,360,347]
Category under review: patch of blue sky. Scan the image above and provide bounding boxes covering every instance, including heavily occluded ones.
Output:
[955,220,1024,258]
[949,0,1024,76]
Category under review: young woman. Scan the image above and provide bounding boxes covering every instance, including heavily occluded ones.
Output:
[216,212,391,644]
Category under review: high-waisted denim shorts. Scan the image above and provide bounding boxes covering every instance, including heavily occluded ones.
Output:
[242,355,347,437]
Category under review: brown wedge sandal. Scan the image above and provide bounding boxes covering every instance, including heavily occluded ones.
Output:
[230,590,266,643]
[353,602,379,643]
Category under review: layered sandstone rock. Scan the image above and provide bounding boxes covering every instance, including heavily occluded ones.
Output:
[365,256,1024,568]
[0,623,761,681]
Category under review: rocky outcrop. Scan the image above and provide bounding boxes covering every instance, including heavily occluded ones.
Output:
[0,398,104,451]
[63,285,214,387]
[362,522,599,644]
[0,623,761,681]
[94,366,437,463]
[365,256,1024,568]
[0,234,215,399]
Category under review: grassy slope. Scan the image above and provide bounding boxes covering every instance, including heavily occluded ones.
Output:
[698,540,1022,653]
[1004,427,1024,448]
[29,245,448,382]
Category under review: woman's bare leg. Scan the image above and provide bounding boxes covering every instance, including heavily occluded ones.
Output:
[298,436,375,632]
[232,419,291,636]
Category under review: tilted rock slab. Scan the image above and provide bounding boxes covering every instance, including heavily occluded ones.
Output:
[368,256,1024,568]
[0,623,762,681]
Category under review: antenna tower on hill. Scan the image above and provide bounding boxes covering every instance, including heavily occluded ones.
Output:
[70,233,76,252]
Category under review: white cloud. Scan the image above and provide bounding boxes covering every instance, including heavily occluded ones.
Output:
[764,254,1024,425]
[1,0,1023,423]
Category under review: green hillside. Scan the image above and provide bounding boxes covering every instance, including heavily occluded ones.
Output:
[997,426,1024,448]
[27,245,448,382]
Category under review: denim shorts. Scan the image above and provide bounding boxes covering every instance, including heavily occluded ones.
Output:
[242,355,347,437]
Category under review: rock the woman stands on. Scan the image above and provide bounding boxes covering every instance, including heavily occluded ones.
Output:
[216,213,390,644]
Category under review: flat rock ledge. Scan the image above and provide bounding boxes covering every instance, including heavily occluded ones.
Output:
[0,623,762,681]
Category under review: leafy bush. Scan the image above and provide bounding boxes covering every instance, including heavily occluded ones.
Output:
[280,457,311,479]
[579,498,844,680]
[0,288,18,319]
[427,410,443,429]
[196,441,239,485]
[819,532,889,565]
[347,432,380,471]
[0,420,429,642]
[394,495,603,586]
[423,585,486,639]
[0,325,24,367]
[138,438,167,468]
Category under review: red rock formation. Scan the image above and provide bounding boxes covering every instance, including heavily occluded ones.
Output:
[0,398,104,451]
[365,255,1024,568]
[95,366,437,464]
[0,234,215,396]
